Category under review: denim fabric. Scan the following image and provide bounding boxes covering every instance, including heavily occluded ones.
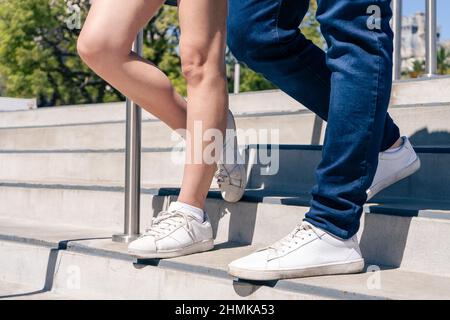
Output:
[228,0,400,239]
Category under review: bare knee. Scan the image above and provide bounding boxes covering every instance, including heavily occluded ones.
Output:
[180,44,225,87]
[77,31,104,68]
[77,30,128,71]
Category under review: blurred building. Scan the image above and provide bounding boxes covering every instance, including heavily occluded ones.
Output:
[401,12,441,71]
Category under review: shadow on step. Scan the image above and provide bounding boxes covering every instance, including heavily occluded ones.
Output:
[232,279,279,298]
[410,128,450,146]
[359,214,412,270]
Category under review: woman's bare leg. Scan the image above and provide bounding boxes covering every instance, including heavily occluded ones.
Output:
[176,0,229,209]
[77,0,187,130]
[78,0,230,210]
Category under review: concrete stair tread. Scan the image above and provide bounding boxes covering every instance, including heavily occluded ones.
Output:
[1,217,450,300]
[0,217,116,245]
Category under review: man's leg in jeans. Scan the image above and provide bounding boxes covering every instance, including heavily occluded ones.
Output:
[304,0,395,239]
[227,0,400,153]
[227,0,420,280]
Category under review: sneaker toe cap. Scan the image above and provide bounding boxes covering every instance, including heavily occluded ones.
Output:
[128,236,157,254]
[229,249,273,271]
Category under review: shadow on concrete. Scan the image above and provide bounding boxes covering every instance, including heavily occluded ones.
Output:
[409,128,450,146]
[232,279,279,298]
[359,214,412,269]
[0,237,110,300]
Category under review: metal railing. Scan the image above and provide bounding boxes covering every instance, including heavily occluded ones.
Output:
[112,30,144,243]
[425,0,438,77]
[392,0,438,80]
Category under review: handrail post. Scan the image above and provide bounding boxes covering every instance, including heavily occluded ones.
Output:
[425,0,437,77]
[392,0,402,80]
[233,60,241,94]
[113,30,144,243]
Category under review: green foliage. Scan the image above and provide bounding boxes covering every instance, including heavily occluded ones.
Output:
[0,0,323,105]
[143,6,186,96]
[437,46,450,75]
[405,59,425,78]
[0,0,123,106]
[404,46,450,79]
[301,0,325,49]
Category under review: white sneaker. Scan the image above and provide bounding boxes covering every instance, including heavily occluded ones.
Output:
[367,136,421,200]
[215,111,247,203]
[228,222,364,281]
[128,207,214,259]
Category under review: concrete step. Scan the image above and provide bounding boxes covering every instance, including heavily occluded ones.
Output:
[390,76,450,106]
[0,145,447,202]
[1,218,450,299]
[0,90,304,129]
[0,148,187,187]
[1,77,449,130]
[1,184,450,277]
[1,103,450,151]
[247,145,450,202]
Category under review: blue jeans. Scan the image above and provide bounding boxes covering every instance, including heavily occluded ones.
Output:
[228,0,400,239]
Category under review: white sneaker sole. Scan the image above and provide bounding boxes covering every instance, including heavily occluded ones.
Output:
[367,156,421,201]
[218,111,248,203]
[129,239,214,259]
[228,259,365,281]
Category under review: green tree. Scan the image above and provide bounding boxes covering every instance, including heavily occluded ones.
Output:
[0,0,184,106]
[0,0,324,105]
[0,0,123,106]
[405,59,425,78]
[143,6,186,95]
[0,72,5,95]
[437,46,450,75]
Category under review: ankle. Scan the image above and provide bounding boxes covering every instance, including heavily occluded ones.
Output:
[388,137,404,150]
[169,200,205,222]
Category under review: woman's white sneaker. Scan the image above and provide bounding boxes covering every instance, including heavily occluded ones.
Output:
[215,111,247,203]
[367,136,421,200]
[128,204,214,259]
[228,222,364,281]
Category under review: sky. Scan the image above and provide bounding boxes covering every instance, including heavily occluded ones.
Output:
[403,0,450,41]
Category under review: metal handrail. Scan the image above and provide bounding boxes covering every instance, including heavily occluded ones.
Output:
[392,0,438,80]
[392,0,403,80]
[112,30,144,243]
[425,0,437,77]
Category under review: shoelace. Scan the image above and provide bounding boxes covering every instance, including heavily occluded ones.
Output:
[143,210,194,240]
[215,165,241,187]
[214,167,230,185]
[268,224,316,254]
